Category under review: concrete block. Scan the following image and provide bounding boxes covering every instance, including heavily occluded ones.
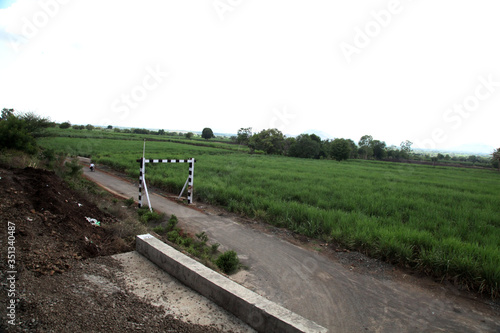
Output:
[136,234,328,333]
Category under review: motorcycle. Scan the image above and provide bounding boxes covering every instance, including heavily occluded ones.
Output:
[90,165,95,172]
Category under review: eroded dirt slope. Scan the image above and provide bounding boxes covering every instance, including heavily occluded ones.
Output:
[0,166,228,332]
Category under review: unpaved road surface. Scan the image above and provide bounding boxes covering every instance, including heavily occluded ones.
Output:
[84,164,500,332]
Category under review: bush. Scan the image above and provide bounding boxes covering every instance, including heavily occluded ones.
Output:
[137,207,163,224]
[196,231,208,242]
[167,229,180,243]
[139,210,162,224]
[167,214,178,231]
[211,243,220,254]
[0,115,38,154]
[215,250,239,274]
[124,197,135,206]
[152,225,166,235]
[64,158,82,177]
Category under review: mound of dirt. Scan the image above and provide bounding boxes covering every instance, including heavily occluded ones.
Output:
[0,167,130,276]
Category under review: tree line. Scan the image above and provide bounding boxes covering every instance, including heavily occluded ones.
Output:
[233,127,413,162]
[233,127,500,169]
[1,109,498,170]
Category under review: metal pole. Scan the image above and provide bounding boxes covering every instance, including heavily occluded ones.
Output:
[188,158,194,204]
[178,176,190,200]
[138,158,143,208]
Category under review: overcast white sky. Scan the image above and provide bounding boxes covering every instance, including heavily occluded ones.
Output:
[0,0,499,150]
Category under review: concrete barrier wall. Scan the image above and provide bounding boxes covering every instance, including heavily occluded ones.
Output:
[136,234,328,333]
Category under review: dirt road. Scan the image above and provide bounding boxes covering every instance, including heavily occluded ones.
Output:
[83,164,500,332]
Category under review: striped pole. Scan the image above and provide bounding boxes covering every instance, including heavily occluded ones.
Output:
[187,158,194,204]
[138,157,144,208]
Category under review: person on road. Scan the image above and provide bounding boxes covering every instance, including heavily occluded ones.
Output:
[90,162,95,172]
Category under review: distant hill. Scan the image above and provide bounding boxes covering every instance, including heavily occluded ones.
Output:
[448,143,496,155]
[302,129,334,140]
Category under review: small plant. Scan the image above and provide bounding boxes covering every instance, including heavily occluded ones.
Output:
[215,250,240,274]
[196,231,208,242]
[137,207,150,217]
[139,210,162,224]
[211,243,220,254]
[137,207,163,224]
[166,214,178,231]
[64,158,82,177]
[186,245,200,257]
[167,230,180,243]
[181,237,193,247]
[153,225,166,235]
[124,197,135,206]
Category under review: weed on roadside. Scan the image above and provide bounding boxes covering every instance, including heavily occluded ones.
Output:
[215,250,240,274]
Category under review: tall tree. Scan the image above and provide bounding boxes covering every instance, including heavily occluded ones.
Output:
[358,135,373,159]
[492,148,500,172]
[248,128,286,154]
[330,138,351,161]
[236,127,252,145]
[345,139,358,159]
[400,140,413,159]
[309,133,322,143]
[202,127,215,140]
[288,134,321,159]
[1,108,14,120]
[371,140,387,160]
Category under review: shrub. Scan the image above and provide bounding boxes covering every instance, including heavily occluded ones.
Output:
[137,207,150,217]
[124,197,135,206]
[196,231,208,242]
[59,122,71,129]
[0,115,38,154]
[64,158,82,177]
[153,225,166,235]
[167,214,178,231]
[215,250,239,274]
[140,211,162,224]
[167,230,180,243]
[211,243,220,254]
[181,237,193,247]
[137,208,163,224]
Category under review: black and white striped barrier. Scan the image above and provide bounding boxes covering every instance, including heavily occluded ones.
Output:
[137,158,196,207]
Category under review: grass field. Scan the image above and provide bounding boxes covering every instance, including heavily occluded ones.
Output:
[38,133,500,297]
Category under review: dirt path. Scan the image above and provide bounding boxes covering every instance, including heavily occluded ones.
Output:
[83,164,500,332]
